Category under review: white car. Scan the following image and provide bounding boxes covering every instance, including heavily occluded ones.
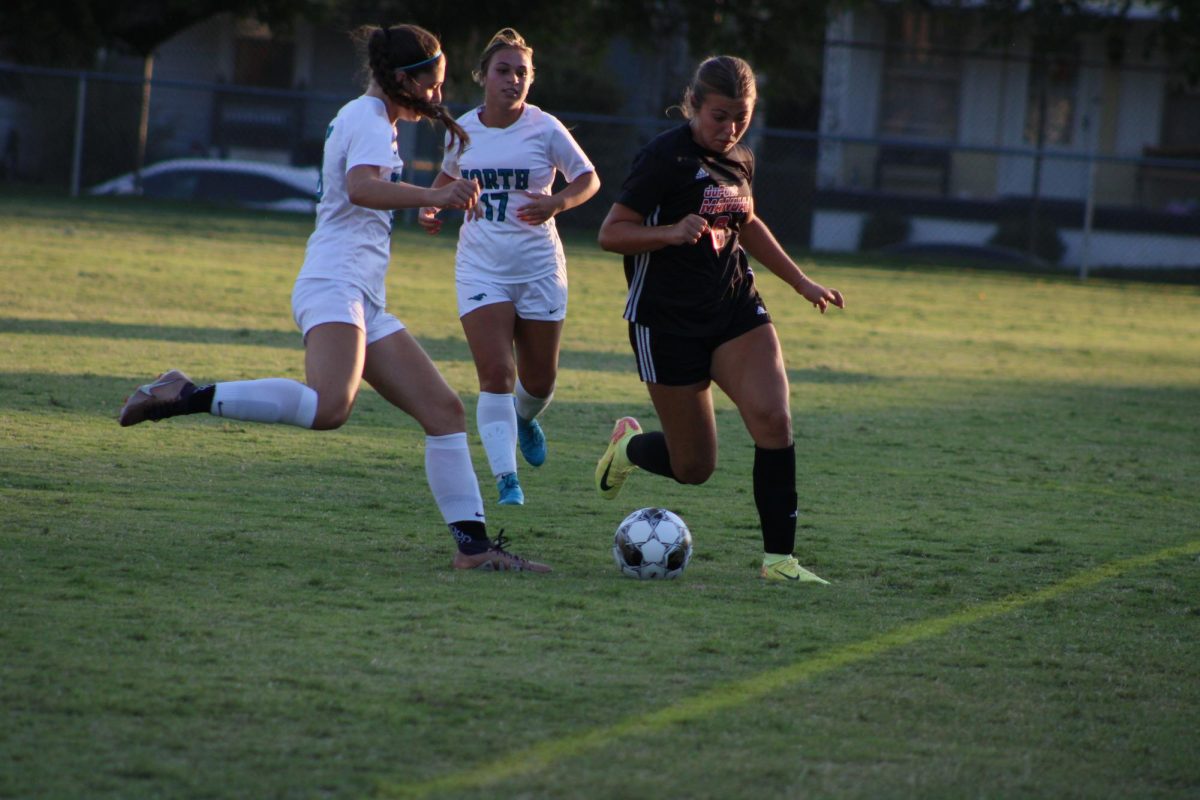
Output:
[90,158,319,214]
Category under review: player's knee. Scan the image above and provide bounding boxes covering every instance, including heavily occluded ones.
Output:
[311,404,352,430]
[751,406,792,446]
[477,363,515,393]
[520,376,556,399]
[308,388,355,430]
[421,392,466,435]
[673,458,715,486]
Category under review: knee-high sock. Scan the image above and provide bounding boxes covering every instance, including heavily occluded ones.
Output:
[514,378,552,421]
[626,431,676,480]
[425,432,485,525]
[476,391,517,477]
[211,379,317,428]
[754,444,797,555]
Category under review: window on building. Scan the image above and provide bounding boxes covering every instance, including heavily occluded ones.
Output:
[1160,80,1200,150]
[1023,51,1078,147]
[878,9,962,140]
[1139,78,1200,210]
[233,19,294,88]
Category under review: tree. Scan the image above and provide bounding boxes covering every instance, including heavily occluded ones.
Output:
[0,0,322,181]
[597,0,844,124]
[317,0,620,109]
[1144,0,1200,84]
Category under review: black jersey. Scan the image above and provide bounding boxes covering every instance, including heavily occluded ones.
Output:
[615,124,759,337]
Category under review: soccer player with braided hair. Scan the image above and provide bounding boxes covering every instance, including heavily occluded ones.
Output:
[596,55,844,583]
[118,23,550,573]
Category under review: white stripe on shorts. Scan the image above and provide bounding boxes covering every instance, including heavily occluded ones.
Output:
[623,206,658,321]
[633,323,656,383]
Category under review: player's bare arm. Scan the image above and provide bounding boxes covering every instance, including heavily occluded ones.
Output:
[515,170,600,225]
[739,215,845,313]
[598,203,709,254]
[418,171,459,234]
[347,164,479,212]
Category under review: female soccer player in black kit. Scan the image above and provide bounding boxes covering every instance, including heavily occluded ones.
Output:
[595,55,844,584]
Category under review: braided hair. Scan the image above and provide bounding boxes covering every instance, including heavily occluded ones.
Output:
[354,23,468,153]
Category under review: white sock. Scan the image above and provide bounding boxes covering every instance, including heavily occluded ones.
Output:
[425,432,485,524]
[514,378,552,422]
[211,379,317,428]
[476,391,517,478]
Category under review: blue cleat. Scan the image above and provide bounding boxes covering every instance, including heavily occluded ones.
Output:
[497,472,524,506]
[516,406,547,467]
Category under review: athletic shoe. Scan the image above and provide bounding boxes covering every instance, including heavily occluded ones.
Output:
[516,408,547,467]
[452,531,551,572]
[595,416,641,500]
[118,369,195,427]
[760,555,830,584]
[496,472,524,506]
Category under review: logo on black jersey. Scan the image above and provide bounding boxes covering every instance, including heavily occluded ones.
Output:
[694,167,709,180]
[699,184,750,215]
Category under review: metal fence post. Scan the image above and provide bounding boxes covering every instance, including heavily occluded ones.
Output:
[1079,96,1101,281]
[70,73,87,197]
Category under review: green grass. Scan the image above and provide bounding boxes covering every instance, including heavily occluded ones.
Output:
[2,192,1199,799]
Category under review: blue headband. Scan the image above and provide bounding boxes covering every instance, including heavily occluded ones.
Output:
[398,50,443,72]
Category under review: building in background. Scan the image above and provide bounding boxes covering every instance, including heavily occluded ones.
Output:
[1,5,1195,270]
[814,3,1200,269]
[118,15,356,166]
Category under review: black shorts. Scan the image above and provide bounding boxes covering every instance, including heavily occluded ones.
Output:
[628,299,772,386]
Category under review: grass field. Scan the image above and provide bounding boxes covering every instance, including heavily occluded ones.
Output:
[2,191,1199,799]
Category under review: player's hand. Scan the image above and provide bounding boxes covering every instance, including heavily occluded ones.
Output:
[795,276,845,314]
[465,198,485,222]
[668,214,709,246]
[436,178,479,211]
[515,191,558,225]
[417,206,442,235]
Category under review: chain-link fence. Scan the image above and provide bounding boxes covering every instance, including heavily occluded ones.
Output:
[2,52,1197,276]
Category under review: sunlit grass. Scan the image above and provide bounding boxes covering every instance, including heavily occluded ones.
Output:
[2,192,1198,799]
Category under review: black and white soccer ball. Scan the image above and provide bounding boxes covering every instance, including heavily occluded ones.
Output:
[613,507,693,580]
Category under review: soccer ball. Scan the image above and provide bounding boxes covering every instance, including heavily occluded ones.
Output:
[613,507,693,580]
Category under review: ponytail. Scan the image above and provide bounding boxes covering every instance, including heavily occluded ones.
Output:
[354,24,469,153]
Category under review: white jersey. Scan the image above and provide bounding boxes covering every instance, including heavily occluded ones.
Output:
[298,95,403,306]
[440,104,594,283]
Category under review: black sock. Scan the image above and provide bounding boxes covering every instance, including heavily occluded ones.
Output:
[449,520,489,555]
[754,444,797,555]
[181,384,215,415]
[142,383,212,421]
[626,431,677,481]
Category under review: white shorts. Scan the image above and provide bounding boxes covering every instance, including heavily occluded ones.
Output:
[455,271,568,321]
[291,278,405,345]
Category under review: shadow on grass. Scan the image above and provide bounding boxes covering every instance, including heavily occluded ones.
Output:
[1,317,304,349]
[4,317,881,383]
[1,317,474,361]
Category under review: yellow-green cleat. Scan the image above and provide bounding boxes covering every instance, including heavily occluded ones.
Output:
[595,416,642,500]
[760,555,829,584]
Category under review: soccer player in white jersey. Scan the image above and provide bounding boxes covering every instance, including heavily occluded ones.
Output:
[117,24,550,572]
[419,28,600,506]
